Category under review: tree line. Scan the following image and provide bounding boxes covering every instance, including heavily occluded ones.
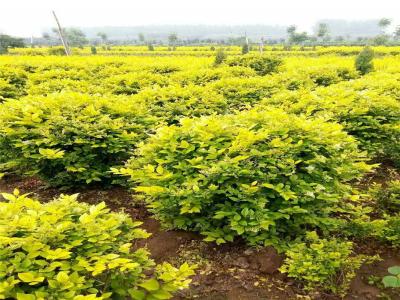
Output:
[1,18,400,53]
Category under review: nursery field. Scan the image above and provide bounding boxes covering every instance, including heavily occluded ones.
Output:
[0,47,399,300]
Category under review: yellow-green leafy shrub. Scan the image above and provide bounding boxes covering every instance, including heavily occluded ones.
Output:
[116,109,370,247]
[172,66,257,86]
[0,93,157,186]
[149,64,181,75]
[370,180,400,215]
[0,79,20,101]
[28,69,92,85]
[26,69,95,96]
[342,181,400,246]
[259,85,400,165]
[211,77,281,109]
[0,189,195,300]
[306,66,358,87]
[381,215,400,246]
[308,68,341,87]
[227,55,283,75]
[269,72,314,91]
[350,73,400,100]
[105,73,170,96]
[356,216,400,246]
[0,67,27,99]
[27,79,94,96]
[336,67,359,81]
[280,231,378,294]
[0,67,27,90]
[371,181,400,246]
[48,47,67,56]
[133,85,227,125]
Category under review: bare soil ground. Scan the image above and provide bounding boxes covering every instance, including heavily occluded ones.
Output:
[1,167,399,300]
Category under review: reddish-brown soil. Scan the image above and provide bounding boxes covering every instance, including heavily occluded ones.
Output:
[1,172,399,300]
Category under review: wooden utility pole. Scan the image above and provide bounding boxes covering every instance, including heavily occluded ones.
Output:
[52,10,71,56]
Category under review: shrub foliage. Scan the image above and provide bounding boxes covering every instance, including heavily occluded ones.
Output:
[0,189,195,299]
[0,93,156,186]
[280,232,378,294]
[355,47,374,75]
[227,55,283,75]
[259,84,400,165]
[116,109,371,246]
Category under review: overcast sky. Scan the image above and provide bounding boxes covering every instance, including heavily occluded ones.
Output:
[1,0,399,37]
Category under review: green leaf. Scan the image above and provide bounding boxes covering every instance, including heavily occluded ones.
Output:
[231,155,249,162]
[382,275,400,288]
[128,289,146,300]
[139,278,160,291]
[1,193,16,201]
[38,148,65,159]
[388,266,400,275]
[56,271,69,284]
[203,237,216,242]
[16,293,36,300]
[18,272,44,284]
[179,140,190,149]
[216,238,226,245]
[156,165,164,174]
[150,289,173,299]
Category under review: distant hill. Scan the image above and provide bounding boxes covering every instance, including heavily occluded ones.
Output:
[39,20,383,43]
[78,25,288,41]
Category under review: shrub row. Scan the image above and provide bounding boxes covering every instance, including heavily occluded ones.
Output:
[226,54,283,75]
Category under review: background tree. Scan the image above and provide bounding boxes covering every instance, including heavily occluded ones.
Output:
[378,18,391,34]
[65,28,88,47]
[50,27,68,47]
[138,33,145,44]
[0,34,25,54]
[42,32,52,45]
[317,23,329,42]
[293,32,309,44]
[335,36,345,43]
[373,34,389,45]
[42,32,50,40]
[90,45,97,54]
[97,32,108,44]
[394,26,400,40]
[287,25,309,45]
[168,33,178,46]
[287,25,297,35]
